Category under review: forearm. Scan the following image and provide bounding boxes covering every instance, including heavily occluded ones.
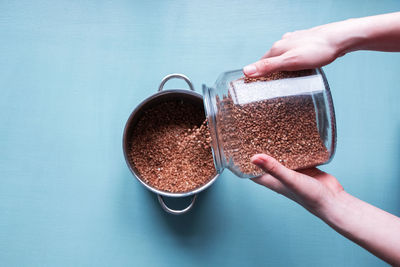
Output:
[331,12,400,55]
[250,156,400,263]
[319,191,400,265]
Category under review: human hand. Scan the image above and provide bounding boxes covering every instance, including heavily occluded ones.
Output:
[243,21,350,77]
[251,154,344,217]
[244,12,400,77]
[251,153,400,265]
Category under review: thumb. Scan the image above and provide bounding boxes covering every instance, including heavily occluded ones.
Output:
[250,154,310,192]
[243,56,287,77]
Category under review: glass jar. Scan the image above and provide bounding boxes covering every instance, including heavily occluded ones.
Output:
[202,69,336,178]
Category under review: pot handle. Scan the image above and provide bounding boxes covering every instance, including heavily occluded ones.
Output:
[157,194,197,215]
[158,74,194,92]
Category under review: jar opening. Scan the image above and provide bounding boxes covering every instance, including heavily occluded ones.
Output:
[202,85,224,173]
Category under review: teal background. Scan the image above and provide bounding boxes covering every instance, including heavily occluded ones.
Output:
[1,0,399,266]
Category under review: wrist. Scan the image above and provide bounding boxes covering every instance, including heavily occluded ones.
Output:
[326,18,370,56]
[315,190,354,230]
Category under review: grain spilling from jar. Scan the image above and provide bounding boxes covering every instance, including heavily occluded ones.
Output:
[128,100,216,193]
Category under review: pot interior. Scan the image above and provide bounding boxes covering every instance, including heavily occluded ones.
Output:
[123,90,219,197]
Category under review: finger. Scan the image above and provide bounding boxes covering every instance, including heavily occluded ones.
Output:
[261,48,284,59]
[251,173,300,203]
[243,55,286,77]
[298,167,325,178]
[261,41,287,59]
[281,32,292,39]
[250,154,312,192]
[260,49,274,59]
[251,174,286,194]
[299,167,344,192]
[244,50,313,77]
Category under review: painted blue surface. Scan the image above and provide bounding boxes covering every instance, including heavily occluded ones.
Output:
[1,1,399,266]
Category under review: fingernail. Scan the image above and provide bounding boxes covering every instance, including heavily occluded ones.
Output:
[243,65,257,76]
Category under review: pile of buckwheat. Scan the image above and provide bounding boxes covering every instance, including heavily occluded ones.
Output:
[128,100,216,193]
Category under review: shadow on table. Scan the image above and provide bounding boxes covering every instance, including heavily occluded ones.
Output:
[118,168,224,244]
[144,181,221,236]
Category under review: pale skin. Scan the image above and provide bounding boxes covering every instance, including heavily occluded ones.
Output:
[243,12,400,265]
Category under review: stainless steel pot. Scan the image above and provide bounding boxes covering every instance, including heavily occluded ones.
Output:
[123,74,220,215]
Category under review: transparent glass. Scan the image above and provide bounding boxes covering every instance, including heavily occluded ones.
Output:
[203,69,336,178]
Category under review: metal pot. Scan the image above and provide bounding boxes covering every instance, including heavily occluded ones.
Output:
[123,74,220,215]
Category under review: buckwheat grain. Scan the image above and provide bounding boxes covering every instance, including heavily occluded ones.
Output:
[128,100,215,193]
